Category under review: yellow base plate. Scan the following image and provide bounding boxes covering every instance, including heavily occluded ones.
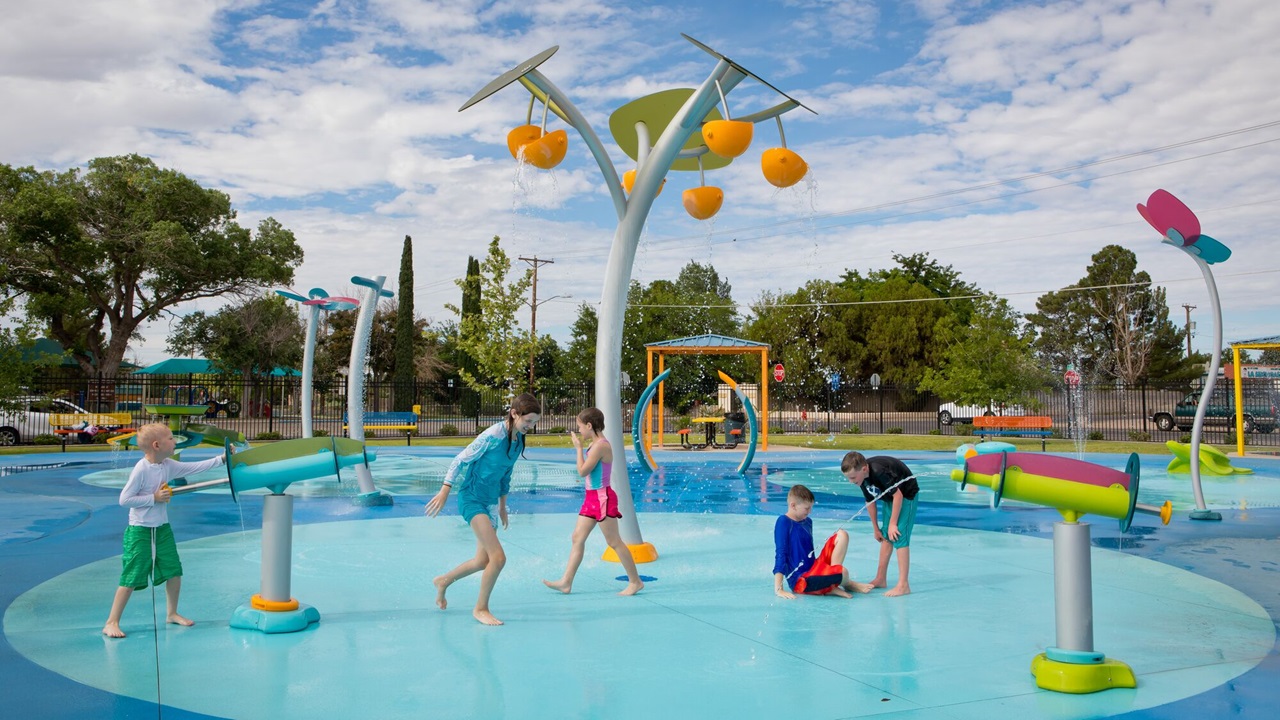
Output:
[602,542,659,564]
[1031,653,1136,693]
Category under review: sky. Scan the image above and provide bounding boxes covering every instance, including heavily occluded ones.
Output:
[3,0,1279,370]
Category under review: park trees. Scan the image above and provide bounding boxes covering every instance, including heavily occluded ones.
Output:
[918,296,1049,408]
[393,235,417,411]
[446,236,533,393]
[0,155,303,376]
[1026,245,1195,385]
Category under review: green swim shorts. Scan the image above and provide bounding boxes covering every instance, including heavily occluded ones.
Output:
[120,524,183,590]
[878,496,918,549]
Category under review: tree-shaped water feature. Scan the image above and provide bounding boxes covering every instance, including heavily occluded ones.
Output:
[459,36,813,560]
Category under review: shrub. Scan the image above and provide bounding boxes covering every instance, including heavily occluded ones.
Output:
[1179,433,1192,444]
[313,428,330,437]
[439,424,459,437]
[927,429,941,435]
[1087,431,1104,441]
[675,415,691,430]
[1224,431,1250,446]
[886,427,904,434]
[33,433,62,445]
[255,431,282,441]
[547,426,567,434]
[1128,430,1152,442]
[769,425,786,435]
[1050,428,1066,439]
[955,423,975,437]
[842,424,861,434]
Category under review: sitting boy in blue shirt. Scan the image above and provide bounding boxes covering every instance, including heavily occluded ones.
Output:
[773,484,873,599]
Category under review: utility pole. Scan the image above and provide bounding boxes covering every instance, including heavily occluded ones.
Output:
[519,256,554,387]
[1182,303,1197,358]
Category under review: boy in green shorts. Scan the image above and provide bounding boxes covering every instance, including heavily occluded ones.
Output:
[102,423,227,638]
[841,451,919,597]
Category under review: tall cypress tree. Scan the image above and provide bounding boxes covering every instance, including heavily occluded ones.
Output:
[393,235,416,412]
[459,255,482,415]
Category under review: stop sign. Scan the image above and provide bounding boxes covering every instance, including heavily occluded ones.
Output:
[773,363,785,382]
[1064,369,1081,387]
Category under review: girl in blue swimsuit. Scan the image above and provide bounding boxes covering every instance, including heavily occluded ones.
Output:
[426,393,540,625]
[542,407,644,597]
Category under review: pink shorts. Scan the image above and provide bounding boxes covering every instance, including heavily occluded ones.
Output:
[580,486,621,522]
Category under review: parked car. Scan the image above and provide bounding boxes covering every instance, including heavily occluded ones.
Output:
[0,396,92,445]
[937,401,1024,426]
[1151,387,1278,433]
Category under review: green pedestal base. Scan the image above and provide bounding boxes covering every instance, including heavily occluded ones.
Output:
[230,602,320,634]
[1031,652,1136,693]
[1189,508,1223,521]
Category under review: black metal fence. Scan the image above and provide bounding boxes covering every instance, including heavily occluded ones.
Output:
[11,370,1280,448]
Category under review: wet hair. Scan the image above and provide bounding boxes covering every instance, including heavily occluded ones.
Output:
[136,422,171,450]
[504,393,541,456]
[787,484,815,504]
[841,451,867,474]
[576,407,605,434]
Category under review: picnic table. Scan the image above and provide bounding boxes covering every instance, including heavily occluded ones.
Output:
[689,417,725,448]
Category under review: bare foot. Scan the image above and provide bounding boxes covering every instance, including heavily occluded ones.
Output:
[829,586,853,598]
[433,575,451,609]
[542,579,572,594]
[166,613,194,627]
[846,581,874,594]
[619,580,644,596]
[869,577,887,589]
[473,609,503,626]
[102,622,126,638]
[885,584,911,597]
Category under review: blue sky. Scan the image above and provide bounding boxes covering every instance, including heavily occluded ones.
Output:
[3,0,1279,366]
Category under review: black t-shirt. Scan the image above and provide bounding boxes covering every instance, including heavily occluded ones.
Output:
[859,456,919,502]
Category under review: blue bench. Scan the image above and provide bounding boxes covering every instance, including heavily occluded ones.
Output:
[343,411,420,445]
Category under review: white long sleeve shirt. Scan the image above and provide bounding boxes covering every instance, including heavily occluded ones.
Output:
[119,455,226,528]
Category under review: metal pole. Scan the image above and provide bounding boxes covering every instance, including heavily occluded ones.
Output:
[1052,521,1094,652]
[260,494,294,602]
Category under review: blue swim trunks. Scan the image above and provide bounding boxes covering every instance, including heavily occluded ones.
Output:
[458,494,499,528]
[878,496,917,549]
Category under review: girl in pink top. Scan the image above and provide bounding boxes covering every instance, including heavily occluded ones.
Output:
[543,407,644,596]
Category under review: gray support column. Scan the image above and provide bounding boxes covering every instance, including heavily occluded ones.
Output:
[1052,521,1094,652]
[260,494,294,602]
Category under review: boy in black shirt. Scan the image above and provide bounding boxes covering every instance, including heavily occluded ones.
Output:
[841,451,918,596]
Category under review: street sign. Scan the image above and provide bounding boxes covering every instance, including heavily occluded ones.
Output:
[1064,369,1081,387]
[829,371,841,391]
[869,373,881,389]
[773,363,785,382]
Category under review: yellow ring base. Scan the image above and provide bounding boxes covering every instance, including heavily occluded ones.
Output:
[1031,653,1136,693]
[602,542,659,564]
[250,594,301,612]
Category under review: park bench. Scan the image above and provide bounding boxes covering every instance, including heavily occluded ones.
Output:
[50,412,135,451]
[972,415,1053,451]
[343,409,420,445]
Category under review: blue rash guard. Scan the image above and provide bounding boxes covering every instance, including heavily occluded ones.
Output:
[772,515,816,590]
[443,421,525,525]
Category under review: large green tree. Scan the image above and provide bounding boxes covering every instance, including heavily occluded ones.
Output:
[0,155,303,376]
[918,295,1049,407]
[1027,245,1195,384]
[446,236,533,393]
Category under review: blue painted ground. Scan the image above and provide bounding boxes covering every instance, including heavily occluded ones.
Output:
[2,447,1277,719]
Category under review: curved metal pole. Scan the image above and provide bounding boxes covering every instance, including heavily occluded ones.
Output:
[518,73,628,220]
[1187,255,1222,519]
[301,305,319,438]
[595,60,741,546]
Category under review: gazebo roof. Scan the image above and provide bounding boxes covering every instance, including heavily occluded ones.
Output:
[645,334,769,349]
[1232,336,1280,347]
